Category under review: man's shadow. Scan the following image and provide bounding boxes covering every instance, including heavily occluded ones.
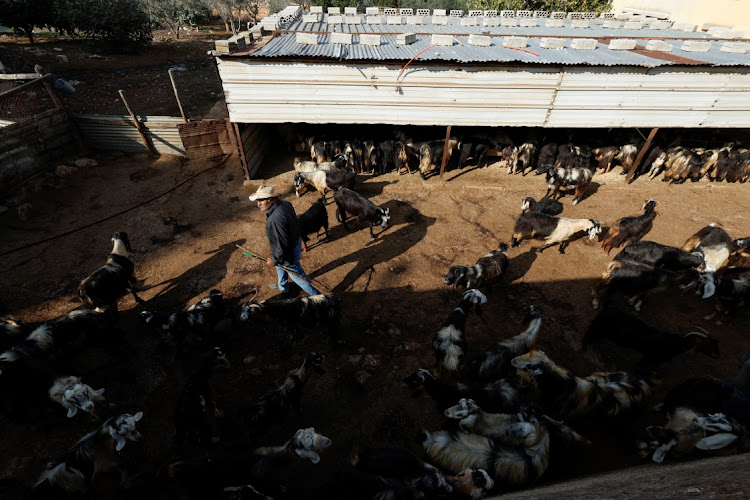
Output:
[309,201,436,293]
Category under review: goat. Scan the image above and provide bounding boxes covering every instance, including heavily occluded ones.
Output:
[362,140,377,174]
[294,154,347,173]
[245,352,325,427]
[48,375,107,419]
[601,198,658,254]
[511,350,653,419]
[446,468,495,499]
[591,260,699,311]
[404,368,518,413]
[520,196,563,216]
[420,424,550,486]
[141,289,225,355]
[34,412,143,495]
[551,143,577,171]
[682,224,733,273]
[310,140,330,163]
[613,143,639,174]
[78,232,144,321]
[444,243,509,290]
[0,316,32,352]
[457,137,495,170]
[239,294,340,337]
[167,428,331,497]
[174,347,230,446]
[535,143,558,174]
[696,271,750,324]
[512,141,538,175]
[350,447,453,496]
[293,168,356,201]
[646,146,670,180]
[499,145,518,173]
[613,240,705,272]
[661,147,702,184]
[592,145,619,173]
[477,305,543,382]
[297,197,329,252]
[432,289,487,379]
[418,138,459,179]
[544,166,593,205]
[333,187,390,240]
[510,212,602,254]
[582,306,719,366]
[444,399,535,443]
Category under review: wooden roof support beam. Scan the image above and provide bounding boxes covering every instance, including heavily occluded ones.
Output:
[626,127,658,184]
[440,125,452,181]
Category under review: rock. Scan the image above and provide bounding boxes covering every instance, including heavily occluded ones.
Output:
[355,370,371,385]
[56,54,68,63]
[53,47,63,52]
[82,53,103,59]
[74,158,98,168]
[364,354,381,369]
[349,355,362,365]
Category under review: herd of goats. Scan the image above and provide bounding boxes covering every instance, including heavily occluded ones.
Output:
[2,132,750,498]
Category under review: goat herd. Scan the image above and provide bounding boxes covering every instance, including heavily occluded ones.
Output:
[2,132,750,499]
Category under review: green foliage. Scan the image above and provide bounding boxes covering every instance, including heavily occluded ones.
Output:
[0,0,55,42]
[64,0,153,52]
[466,0,611,13]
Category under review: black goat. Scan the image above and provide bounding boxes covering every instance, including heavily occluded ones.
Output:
[418,138,459,179]
[404,368,518,413]
[697,271,750,324]
[457,137,495,170]
[613,241,705,272]
[601,198,658,254]
[78,232,144,321]
[520,196,563,216]
[583,306,719,366]
[334,188,390,240]
[351,447,453,497]
[239,293,340,337]
[297,197,329,252]
[477,305,543,381]
[536,142,559,174]
[432,289,487,379]
[444,243,509,290]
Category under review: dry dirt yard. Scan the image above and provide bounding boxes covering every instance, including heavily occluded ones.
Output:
[1,143,749,498]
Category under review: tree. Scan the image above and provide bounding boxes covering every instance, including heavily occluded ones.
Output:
[63,0,153,52]
[0,0,55,43]
[144,0,206,39]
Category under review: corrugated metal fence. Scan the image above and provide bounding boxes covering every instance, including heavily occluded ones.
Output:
[74,115,187,155]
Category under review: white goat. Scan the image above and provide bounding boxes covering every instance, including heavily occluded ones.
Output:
[511,213,602,254]
[48,375,107,418]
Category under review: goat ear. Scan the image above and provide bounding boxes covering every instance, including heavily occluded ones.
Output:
[134,411,143,421]
[651,439,676,463]
[295,448,321,463]
[91,387,106,397]
[66,406,78,418]
[110,427,127,451]
[695,433,738,450]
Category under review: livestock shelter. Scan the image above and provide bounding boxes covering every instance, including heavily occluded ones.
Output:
[212,7,750,178]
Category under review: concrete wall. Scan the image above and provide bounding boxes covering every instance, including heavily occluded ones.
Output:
[611,0,750,33]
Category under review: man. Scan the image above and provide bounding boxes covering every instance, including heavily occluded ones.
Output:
[249,185,320,296]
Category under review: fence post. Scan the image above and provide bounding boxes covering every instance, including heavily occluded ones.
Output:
[168,69,188,123]
[118,89,158,155]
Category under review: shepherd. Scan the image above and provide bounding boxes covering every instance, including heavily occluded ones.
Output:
[249,185,320,296]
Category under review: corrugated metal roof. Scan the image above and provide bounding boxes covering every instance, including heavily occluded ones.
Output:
[242,17,750,67]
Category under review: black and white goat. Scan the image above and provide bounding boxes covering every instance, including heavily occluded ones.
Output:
[78,232,144,321]
[477,305,543,381]
[433,289,487,379]
[294,154,347,173]
[293,168,356,201]
[511,141,538,175]
[404,368,518,413]
[511,350,653,420]
[510,212,602,254]
[34,412,143,495]
[0,316,32,352]
[545,166,594,205]
[239,294,340,337]
[681,224,733,273]
[444,244,509,290]
[297,197,329,252]
[696,270,750,324]
[245,352,325,427]
[174,347,230,446]
[446,468,495,499]
[418,138,459,179]
[613,240,706,272]
[520,196,563,216]
[582,306,719,366]
[601,198,658,254]
[333,187,390,240]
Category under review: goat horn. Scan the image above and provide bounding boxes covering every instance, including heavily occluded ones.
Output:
[542,414,564,426]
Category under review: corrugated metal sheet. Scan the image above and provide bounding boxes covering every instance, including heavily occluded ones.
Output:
[240,17,750,67]
[74,115,186,155]
[217,59,750,127]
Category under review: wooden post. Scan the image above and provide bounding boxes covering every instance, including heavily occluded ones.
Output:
[41,75,88,155]
[168,69,188,122]
[439,125,452,181]
[118,89,158,155]
[625,127,658,184]
[233,121,251,180]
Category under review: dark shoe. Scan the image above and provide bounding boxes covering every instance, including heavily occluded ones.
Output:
[268,283,280,290]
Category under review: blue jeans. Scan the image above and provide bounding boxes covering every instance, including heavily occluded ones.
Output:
[276,240,320,295]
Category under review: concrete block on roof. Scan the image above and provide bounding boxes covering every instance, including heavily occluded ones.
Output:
[367,16,383,24]
[328,15,343,24]
[624,21,643,29]
[608,38,636,50]
[302,14,320,23]
[461,17,478,26]
[649,20,671,30]
[517,10,532,18]
[673,23,696,32]
[387,16,403,24]
[711,29,745,39]
[432,16,448,25]
[681,40,711,52]
[407,16,422,25]
[327,7,340,14]
[603,20,621,29]
[296,33,319,45]
[230,35,246,50]
[503,36,528,49]
[571,20,589,28]
[646,40,672,51]
[615,12,632,20]
[520,19,538,27]
[545,19,564,28]
[721,42,750,53]
[432,34,454,46]
[540,37,565,49]
[237,31,252,44]
[345,15,362,24]
[331,32,353,44]
[468,34,492,46]
[344,7,357,15]
[310,6,323,13]
[533,10,549,18]
[501,18,518,27]
[360,34,381,46]
[551,11,566,19]
[483,18,500,27]
[397,33,416,45]
[214,39,237,53]
[571,38,597,50]
[433,9,446,16]
[365,7,379,15]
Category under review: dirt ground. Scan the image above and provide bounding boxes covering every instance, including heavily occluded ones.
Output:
[1,140,749,498]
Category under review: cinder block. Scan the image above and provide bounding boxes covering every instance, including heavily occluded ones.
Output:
[540,37,565,49]
[397,33,416,45]
[360,34,381,46]
[503,36,528,49]
[327,15,343,24]
[345,16,362,24]
[433,9,446,16]
[468,10,483,17]
[344,7,357,15]
[367,16,383,24]
[673,23,697,32]
[229,35,246,50]
[483,18,500,27]
[681,40,711,52]
[365,7,379,15]
[501,18,518,27]
[533,10,549,18]
[545,19,564,28]
[461,17,477,26]
[468,34,492,46]
[603,20,621,29]
[551,11,566,19]
[432,16,448,25]
[615,12,632,20]
[237,30,252,44]
[302,14,320,23]
[571,20,589,28]
[608,38,636,50]
[516,10,532,18]
[387,16,403,24]
[310,6,323,13]
[646,40,672,51]
[214,39,237,53]
[649,20,671,30]
[432,34,454,46]
[331,32,353,44]
[407,16,422,25]
[399,8,413,16]
[623,21,643,30]
[296,33,319,45]
[600,12,616,19]
[417,9,430,16]
[327,7,340,14]
[520,19,538,27]
[571,38,597,50]
[721,42,750,53]
[712,29,745,39]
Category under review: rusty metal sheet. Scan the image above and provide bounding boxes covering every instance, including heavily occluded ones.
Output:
[178,119,237,159]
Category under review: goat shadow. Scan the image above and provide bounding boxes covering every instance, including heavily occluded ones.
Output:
[309,200,436,293]
[353,179,398,197]
[506,249,539,282]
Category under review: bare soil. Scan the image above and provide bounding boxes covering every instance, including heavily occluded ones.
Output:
[1,144,749,498]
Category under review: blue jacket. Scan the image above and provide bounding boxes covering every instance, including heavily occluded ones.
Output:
[265,199,300,266]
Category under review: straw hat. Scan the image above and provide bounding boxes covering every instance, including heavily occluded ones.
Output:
[249,185,277,201]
